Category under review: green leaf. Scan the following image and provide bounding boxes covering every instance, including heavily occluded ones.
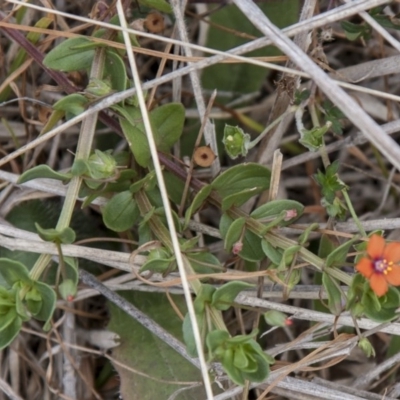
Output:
[341,20,371,41]
[138,0,172,12]
[71,159,89,177]
[186,252,221,274]
[32,281,56,327]
[263,310,289,327]
[223,125,251,159]
[59,279,77,301]
[221,188,262,211]
[35,223,76,244]
[164,171,186,206]
[299,125,329,151]
[294,89,310,105]
[240,230,265,262]
[184,185,212,228]
[362,289,382,313]
[314,161,347,204]
[0,308,18,333]
[222,350,244,385]
[206,329,272,386]
[151,103,185,152]
[241,352,271,383]
[261,240,282,265]
[107,292,215,399]
[325,236,358,268]
[298,223,319,245]
[251,199,304,226]
[26,288,42,316]
[233,345,249,369]
[322,100,345,135]
[119,110,151,167]
[371,14,400,30]
[193,284,216,313]
[102,191,140,232]
[64,257,79,286]
[43,37,95,71]
[212,163,271,208]
[322,196,348,220]
[206,329,230,353]
[224,217,246,253]
[381,286,400,309]
[0,259,31,286]
[140,258,174,273]
[278,245,301,270]
[363,306,398,323]
[0,314,21,350]
[182,311,206,357]
[53,93,89,115]
[220,214,264,261]
[104,50,127,92]
[118,103,185,167]
[211,281,254,311]
[322,273,343,316]
[358,338,376,358]
[18,165,71,184]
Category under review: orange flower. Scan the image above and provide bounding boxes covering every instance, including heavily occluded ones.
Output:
[356,235,400,297]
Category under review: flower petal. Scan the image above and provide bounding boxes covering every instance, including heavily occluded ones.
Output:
[369,273,389,297]
[385,265,400,286]
[383,242,400,263]
[356,257,374,278]
[367,235,385,259]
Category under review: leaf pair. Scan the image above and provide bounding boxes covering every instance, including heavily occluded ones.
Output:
[0,259,57,349]
[183,282,253,357]
[207,329,274,386]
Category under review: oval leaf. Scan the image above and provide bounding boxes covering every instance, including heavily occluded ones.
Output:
[103,191,140,232]
[186,252,221,274]
[33,281,56,328]
[0,315,21,350]
[35,223,76,244]
[224,217,246,253]
[43,36,95,71]
[184,184,212,228]
[250,199,304,226]
[104,50,127,92]
[120,116,150,168]
[325,236,358,268]
[212,281,254,311]
[18,165,71,184]
[152,103,185,151]
[0,259,30,286]
[53,93,89,115]
[212,163,271,208]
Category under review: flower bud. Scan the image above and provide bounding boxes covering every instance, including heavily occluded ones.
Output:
[264,310,291,327]
[358,338,375,358]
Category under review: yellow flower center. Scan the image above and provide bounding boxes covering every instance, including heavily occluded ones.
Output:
[373,258,393,275]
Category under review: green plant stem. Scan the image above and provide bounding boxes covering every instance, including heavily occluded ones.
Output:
[342,189,367,237]
[224,206,353,286]
[29,48,106,282]
[135,189,228,329]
